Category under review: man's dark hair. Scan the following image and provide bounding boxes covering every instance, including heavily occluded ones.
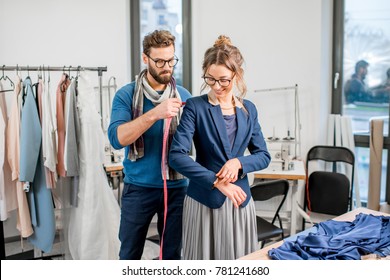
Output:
[142,30,175,56]
[355,60,369,73]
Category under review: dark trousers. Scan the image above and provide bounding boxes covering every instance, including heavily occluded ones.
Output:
[119,183,186,260]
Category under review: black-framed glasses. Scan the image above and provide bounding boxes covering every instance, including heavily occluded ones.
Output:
[146,54,179,68]
[203,75,235,87]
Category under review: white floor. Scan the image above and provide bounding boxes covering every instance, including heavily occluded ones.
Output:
[4,180,282,260]
[4,221,160,260]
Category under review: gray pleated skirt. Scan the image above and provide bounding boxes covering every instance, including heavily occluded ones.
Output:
[182,195,258,260]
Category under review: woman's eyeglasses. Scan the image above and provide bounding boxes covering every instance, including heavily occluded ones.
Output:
[203,75,235,87]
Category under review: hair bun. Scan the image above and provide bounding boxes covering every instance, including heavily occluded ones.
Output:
[214,35,232,47]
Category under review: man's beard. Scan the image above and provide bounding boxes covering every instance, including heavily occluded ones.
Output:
[148,64,173,84]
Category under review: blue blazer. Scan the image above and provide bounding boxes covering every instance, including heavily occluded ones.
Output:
[169,94,271,209]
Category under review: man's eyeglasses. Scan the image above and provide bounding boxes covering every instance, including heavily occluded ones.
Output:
[203,75,235,87]
[146,54,179,68]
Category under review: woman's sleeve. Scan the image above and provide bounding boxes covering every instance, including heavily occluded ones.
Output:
[169,99,216,189]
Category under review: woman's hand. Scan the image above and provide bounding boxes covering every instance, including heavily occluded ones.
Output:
[216,158,242,183]
[213,180,247,208]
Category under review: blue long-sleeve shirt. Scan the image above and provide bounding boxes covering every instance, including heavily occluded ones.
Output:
[108,81,191,188]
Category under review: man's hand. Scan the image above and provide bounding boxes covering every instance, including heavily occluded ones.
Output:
[152,98,182,120]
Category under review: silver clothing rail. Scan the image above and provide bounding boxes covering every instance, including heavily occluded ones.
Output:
[254,85,297,93]
[2,65,107,75]
[1,65,107,127]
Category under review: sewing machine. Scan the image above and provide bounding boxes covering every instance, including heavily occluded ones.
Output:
[266,141,294,171]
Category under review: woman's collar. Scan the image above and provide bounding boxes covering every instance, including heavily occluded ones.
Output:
[207,91,244,109]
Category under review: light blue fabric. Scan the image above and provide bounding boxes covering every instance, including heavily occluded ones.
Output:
[20,78,41,182]
[269,213,390,260]
[27,153,56,253]
[107,81,191,188]
[19,78,55,253]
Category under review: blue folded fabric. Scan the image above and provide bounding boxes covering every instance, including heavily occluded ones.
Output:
[269,213,390,260]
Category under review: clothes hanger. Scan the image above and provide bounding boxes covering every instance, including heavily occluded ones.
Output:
[16,64,22,82]
[60,66,70,93]
[48,65,51,84]
[62,65,69,79]
[76,66,81,78]
[68,65,73,80]
[0,65,15,91]
[42,65,46,82]
[73,66,81,96]
[21,66,32,105]
[38,65,42,80]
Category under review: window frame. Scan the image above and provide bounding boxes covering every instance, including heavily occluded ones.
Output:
[331,0,390,203]
[130,0,192,91]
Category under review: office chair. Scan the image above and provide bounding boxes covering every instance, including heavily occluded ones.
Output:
[250,179,289,248]
[300,145,355,230]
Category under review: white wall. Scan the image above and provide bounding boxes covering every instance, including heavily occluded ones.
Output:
[0,0,334,241]
[192,0,333,157]
[0,0,131,88]
[0,0,131,238]
[0,0,333,157]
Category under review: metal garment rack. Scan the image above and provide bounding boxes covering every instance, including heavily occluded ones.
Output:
[0,64,107,260]
[1,65,107,127]
[254,84,302,158]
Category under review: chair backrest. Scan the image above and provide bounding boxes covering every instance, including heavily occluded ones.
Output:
[308,171,350,215]
[250,179,289,224]
[305,145,355,214]
[306,145,354,165]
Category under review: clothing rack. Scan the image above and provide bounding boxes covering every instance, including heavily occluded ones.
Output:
[0,64,107,260]
[1,65,108,127]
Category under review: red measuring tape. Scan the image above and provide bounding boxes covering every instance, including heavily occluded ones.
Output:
[159,101,185,260]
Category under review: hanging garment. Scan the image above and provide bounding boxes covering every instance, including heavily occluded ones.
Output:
[64,79,80,206]
[0,85,18,221]
[0,86,6,220]
[38,78,56,189]
[0,87,8,220]
[6,78,33,237]
[56,74,70,177]
[19,77,55,253]
[269,213,390,260]
[68,72,120,260]
[42,77,57,185]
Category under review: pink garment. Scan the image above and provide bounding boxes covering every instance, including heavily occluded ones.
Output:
[15,181,33,237]
[6,81,21,181]
[6,79,33,237]
[56,74,70,177]
[0,84,17,221]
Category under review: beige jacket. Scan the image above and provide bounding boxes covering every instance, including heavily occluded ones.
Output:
[6,79,33,237]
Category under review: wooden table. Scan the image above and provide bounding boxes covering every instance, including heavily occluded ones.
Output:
[239,207,390,260]
[251,160,306,235]
[104,162,123,172]
[104,162,124,203]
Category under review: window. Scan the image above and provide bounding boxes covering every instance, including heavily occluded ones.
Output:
[332,0,390,205]
[130,0,192,90]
